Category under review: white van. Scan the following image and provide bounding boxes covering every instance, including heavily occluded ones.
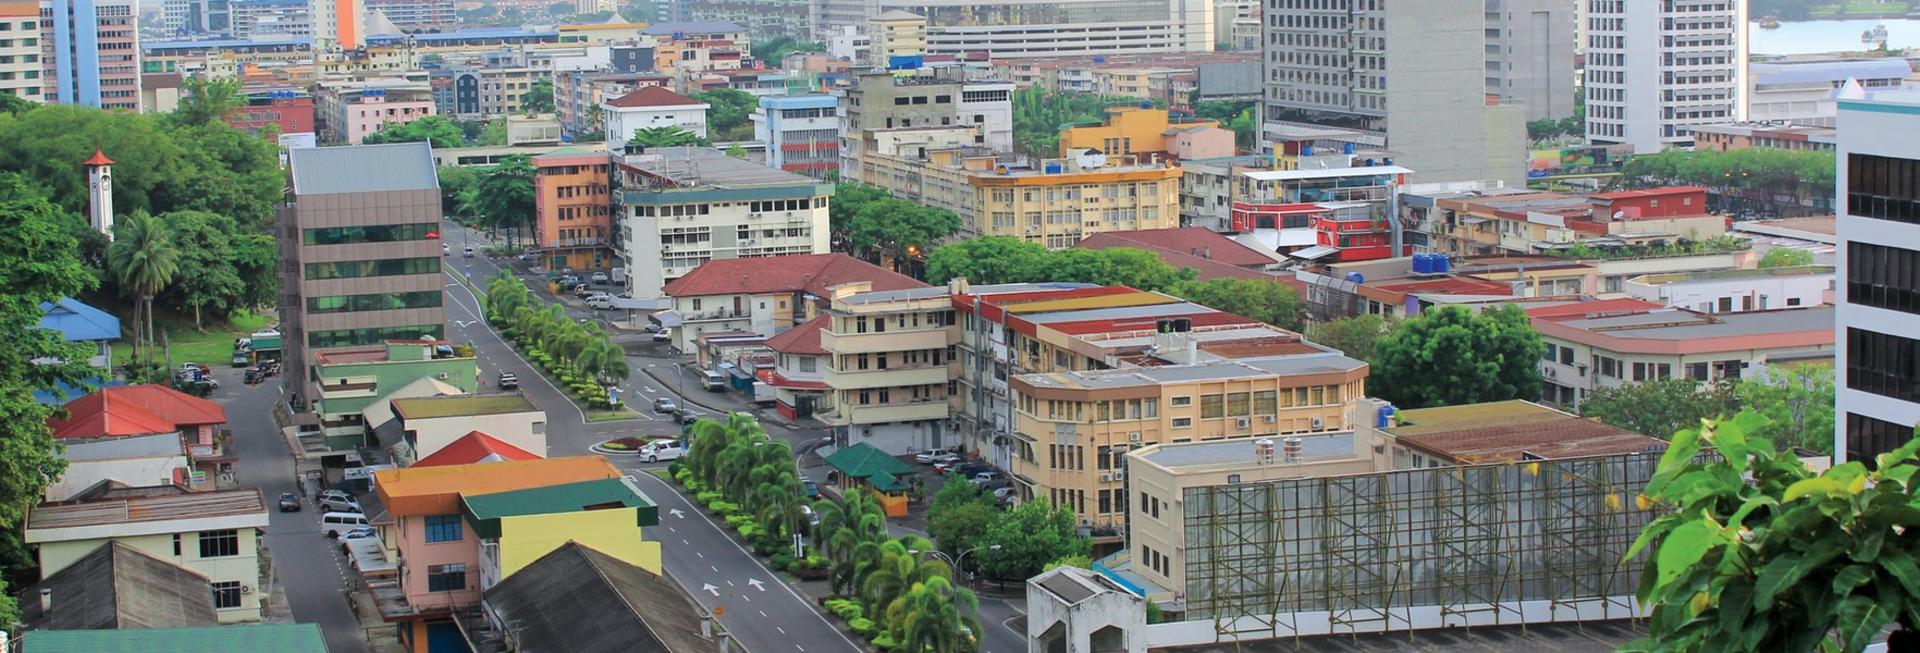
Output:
[321,512,370,537]
[641,439,688,463]
[700,370,726,391]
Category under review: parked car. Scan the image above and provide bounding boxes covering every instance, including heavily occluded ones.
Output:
[641,439,688,463]
[914,449,957,465]
[992,486,1017,501]
[803,480,821,499]
[590,271,609,285]
[799,504,820,530]
[558,274,581,286]
[570,283,595,297]
[967,471,1008,488]
[652,397,679,413]
[243,368,262,385]
[443,244,450,256]
[498,372,519,390]
[277,492,301,512]
[316,490,361,513]
[651,330,672,342]
[585,293,616,310]
[341,526,376,541]
[643,323,663,334]
[320,512,369,538]
[231,351,251,367]
[700,370,726,391]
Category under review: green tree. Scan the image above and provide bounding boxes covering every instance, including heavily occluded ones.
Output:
[476,119,508,146]
[829,182,890,236]
[1368,305,1545,409]
[362,116,466,148]
[924,236,1049,285]
[753,36,826,68]
[1047,248,1194,292]
[1618,147,1836,204]
[1527,118,1565,144]
[108,212,181,360]
[974,499,1089,581]
[894,576,983,653]
[842,198,963,267]
[0,93,35,116]
[691,88,759,141]
[926,480,996,559]
[172,77,244,127]
[155,211,248,329]
[1171,278,1303,330]
[1625,412,1920,652]
[474,156,536,247]
[1757,247,1815,268]
[1580,378,1740,439]
[1305,314,1394,362]
[524,79,555,114]
[438,166,482,220]
[169,122,286,229]
[1735,365,1835,454]
[617,0,654,23]
[627,126,710,150]
[1012,86,1147,157]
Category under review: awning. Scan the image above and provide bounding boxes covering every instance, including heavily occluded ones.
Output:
[1458,216,1489,225]
[1288,245,1339,261]
[651,310,684,328]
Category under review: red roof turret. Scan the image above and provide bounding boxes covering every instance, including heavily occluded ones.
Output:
[83,149,114,167]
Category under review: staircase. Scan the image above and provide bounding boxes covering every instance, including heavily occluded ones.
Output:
[452,606,508,653]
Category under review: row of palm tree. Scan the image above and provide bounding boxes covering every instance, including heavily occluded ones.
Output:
[483,271,630,387]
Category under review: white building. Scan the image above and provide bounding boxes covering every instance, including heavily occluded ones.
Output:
[1583,0,1747,153]
[601,85,710,147]
[1835,92,1920,463]
[389,395,548,466]
[614,147,833,303]
[1746,59,1915,126]
[1624,266,1834,313]
[816,0,1212,59]
[1485,0,1575,122]
[753,94,839,179]
[825,25,870,62]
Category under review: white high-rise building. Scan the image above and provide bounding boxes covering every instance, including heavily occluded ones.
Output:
[813,0,1213,58]
[1583,0,1747,153]
[1835,92,1920,463]
[308,0,362,59]
[1485,0,1575,121]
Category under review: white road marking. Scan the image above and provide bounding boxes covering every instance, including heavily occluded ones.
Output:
[696,551,704,559]
[777,627,787,635]
[759,609,768,618]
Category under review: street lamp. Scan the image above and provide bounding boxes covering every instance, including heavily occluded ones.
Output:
[909,544,1001,583]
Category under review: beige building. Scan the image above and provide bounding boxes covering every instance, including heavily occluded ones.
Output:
[0,1,39,101]
[389,394,547,465]
[866,10,925,67]
[854,146,1182,249]
[819,283,962,455]
[26,487,271,623]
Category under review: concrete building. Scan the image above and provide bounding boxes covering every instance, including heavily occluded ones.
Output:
[817,283,962,455]
[659,252,925,351]
[307,340,478,457]
[642,21,748,76]
[818,0,1211,59]
[837,69,1014,161]
[852,146,1181,249]
[1835,93,1920,463]
[1225,163,1411,261]
[1530,302,1833,410]
[307,0,359,58]
[684,0,803,42]
[1746,58,1913,126]
[753,94,839,179]
[1258,0,1523,185]
[613,147,834,302]
[225,89,314,137]
[311,78,436,144]
[39,0,140,110]
[1583,0,1746,153]
[555,70,667,139]
[390,395,547,466]
[1027,567,1147,653]
[1692,122,1837,153]
[1058,106,1229,160]
[1624,266,1833,314]
[26,487,270,623]
[532,148,615,271]
[766,315,831,421]
[46,384,236,498]
[161,0,227,36]
[0,1,43,102]
[601,85,709,146]
[1484,0,1575,121]
[865,10,923,66]
[1423,186,1728,258]
[363,0,451,31]
[228,0,307,38]
[279,143,449,419]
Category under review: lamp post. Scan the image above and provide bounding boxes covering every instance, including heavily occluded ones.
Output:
[909,543,1001,583]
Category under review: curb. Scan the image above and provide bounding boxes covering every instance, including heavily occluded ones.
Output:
[641,366,742,415]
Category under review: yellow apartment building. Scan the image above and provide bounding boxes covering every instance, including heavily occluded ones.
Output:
[1057,106,1220,157]
[856,147,1182,248]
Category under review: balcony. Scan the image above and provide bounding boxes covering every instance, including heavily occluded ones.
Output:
[824,364,951,390]
[681,308,750,322]
[833,400,949,425]
[820,326,956,355]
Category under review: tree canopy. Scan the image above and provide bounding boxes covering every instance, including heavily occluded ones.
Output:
[691,88,759,141]
[627,126,710,150]
[523,79,555,114]
[471,156,537,246]
[1581,378,1740,442]
[172,78,244,127]
[1369,305,1545,408]
[1167,277,1303,331]
[1618,147,1836,201]
[1012,86,1156,157]
[753,36,826,68]
[1306,314,1395,363]
[363,115,466,148]
[974,498,1089,581]
[1757,247,1816,268]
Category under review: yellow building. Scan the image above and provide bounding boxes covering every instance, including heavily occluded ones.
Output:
[459,477,663,584]
[25,488,271,623]
[1058,106,1219,157]
[856,146,1182,248]
[868,10,927,67]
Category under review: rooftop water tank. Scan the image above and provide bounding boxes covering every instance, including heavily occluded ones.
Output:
[1139,100,1152,109]
[1411,254,1431,275]
[1043,162,1064,174]
[1345,272,1365,284]
[1433,256,1451,274]
[1376,404,1396,428]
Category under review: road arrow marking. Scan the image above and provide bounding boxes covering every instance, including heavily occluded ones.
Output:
[702,583,720,596]
[669,508,686,519]
[747,578,766,592]
[454,320,478,328]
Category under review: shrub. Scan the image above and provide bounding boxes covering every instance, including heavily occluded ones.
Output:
[736,523,760,540]
[724,514,753,531]
[601,441,631,451]
[752,539,779,557]
[847,618,874,635]
[706,500,738,514]
[695,491,723,505]
[770,552,796,570]
[870,635,897,651]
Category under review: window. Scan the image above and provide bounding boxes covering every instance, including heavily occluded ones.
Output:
[1686,362,1710,381]
[1170,396,1192,407]
[304,257,440,280]
[1848,328,1920,403]
[1848,412,1914,467]
[427,563,467,592]
[307,324,444,349]
[211,581,243,609]
[424,514,463,543]
[1253,390,1277,414]
[1170,417,1193,428]
[172,533,182,556]
[303,223,440,245]
[799,357,817,373]
[1848,241,1920,315]
[1226,392,1250,417]
[198,530,239,558]
[1848,153,1920,225]
[307,291,443,314]
[1098,489,1112,514]
[1200,394,1224,419]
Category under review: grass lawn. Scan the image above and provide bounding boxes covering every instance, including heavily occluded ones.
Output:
[110,310,272,367]
[586,405,645,422]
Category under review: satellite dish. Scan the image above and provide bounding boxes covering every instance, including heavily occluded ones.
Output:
[1612,211,1626,221]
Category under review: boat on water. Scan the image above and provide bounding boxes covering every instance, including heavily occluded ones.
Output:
[1759,16,1780,29]
[1863,24,1889,46]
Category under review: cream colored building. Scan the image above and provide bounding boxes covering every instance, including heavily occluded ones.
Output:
[0,1,41,101]
[853,146,1182,249]
[819,283,962,455]
[866,10,926,67]
[389,395,547,465]
[26,488,271,623]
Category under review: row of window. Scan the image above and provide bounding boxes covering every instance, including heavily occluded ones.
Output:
[1846,412,1914,469]
[305,257,440,280]
[307,324,443,349]
[1847,328,1920,404]
[302,222,438,246]
[306,291,442,315]
[1847,241,1920,316]
[1847,153,1920,225]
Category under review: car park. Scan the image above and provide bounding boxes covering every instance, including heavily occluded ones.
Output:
[967,471,1008,488]
[277,493,301,512]
[498,372,519,390]
[316,490,361,513]
[914,449,957,465]
[652,397,678,413]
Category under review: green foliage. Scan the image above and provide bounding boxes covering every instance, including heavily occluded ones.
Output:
[1191,100,1257,150]
[1582,379,1741,442]
[691,88,758,141]
[926,486,997,560]
[1013,86,1151,157]
[924,237,1198,292]
[362,115,466,148]
[1169,277,1303,330]
[0,93,35,117]
[1757,247,1816,268]
[924,236,1049,286]
[1369,305,1545,409]
[155,211,268,328]
[475,119,508,147]
[172,78,244,127]
[975,499,1089,581]
[109,212,181,360]
[1305,314,1395,362]
[1543,234,1752,261]
[627,126,710,150]
[847,617,875,635]
[523,79,555,114]
[1735,365,1836,454]
[753,36,826,68]
[1046,554,1092,570]
[1618,147,1836,202]
[829,183,963,265]
[1625,412,1920,652]
[473,156,536,248]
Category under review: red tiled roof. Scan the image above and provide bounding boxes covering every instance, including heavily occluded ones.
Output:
[604,85,703,108]
[1524,298,1663,320]
[661,253,929,298]
[1078,228,1277,267]
[765,315,828,355]
[48,385,226,440]
[413,431,542,467]
[1590,186,1708,200]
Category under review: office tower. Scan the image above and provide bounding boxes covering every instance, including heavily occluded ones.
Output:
[814,0,1212,58]
[1583,0,1747,153]
[1835,93,1920,463]
[362,0,450,31]
[38,0,139,110]
[308,0,360,58]
[161,0,229,35]
[0,1,40,101]
[1485,0,1575,121]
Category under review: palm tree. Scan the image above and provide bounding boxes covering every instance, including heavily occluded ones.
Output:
[108,212,180,361]
[862,538,950,615]
[897,576,984,653]
[174,78,243,126]
[627,126,710,150]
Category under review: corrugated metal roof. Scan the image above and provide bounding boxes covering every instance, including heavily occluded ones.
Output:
[40,298,121,341]
[290,142,439,195]
[376,456,621,516]
[17,541,218,632]
[22,625,328,653]
[1001,291,1176,314]
[481,542,713,653]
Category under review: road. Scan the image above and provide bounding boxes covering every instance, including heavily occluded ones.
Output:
[436,218,863,653]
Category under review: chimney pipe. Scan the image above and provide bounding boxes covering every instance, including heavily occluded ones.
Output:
[40,588,52,614]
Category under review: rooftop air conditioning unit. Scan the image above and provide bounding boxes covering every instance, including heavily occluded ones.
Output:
[1114,470,1125,481]
[1128,432,1141,442]
[1311,417,1325,429]
[1235,417,1251,428]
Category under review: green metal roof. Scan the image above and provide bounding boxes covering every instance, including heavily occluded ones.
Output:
[393,394,539,419]
[866,474,911,493]
[824,442,916,492]
[22,624,328,653]
[461,478,660,539]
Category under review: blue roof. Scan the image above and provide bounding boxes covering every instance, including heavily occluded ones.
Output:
[641,21,744,36]
[34,378,124,406]
[1751,59,1914,86]
[40,298,120,342]
[143,37,303,52]
[760,94,835,109]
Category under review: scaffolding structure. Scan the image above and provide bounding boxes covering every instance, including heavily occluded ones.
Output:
[1182,451,1659,644]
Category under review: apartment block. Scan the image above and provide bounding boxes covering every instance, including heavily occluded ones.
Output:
[0,1,41,101]
[601,85,709,145]
[613,147,833,302]
[819,283,963,455]
[1485,0,1575,121]
[816,0,1211,59]
[838,69,1014,163]
[1692,122,1837,153]
[1623,266,1833,313]
[1530,301,1833,410]
[225,88,314,137]
[312,78,436,144]
[1583,0,1747,153]
[754,94,839,179]
[852,145,1181,249]
[555,70,666,139]
[26,487,271,623]
[39,0,139,110]
[660,252,925,352]
[307,341,478,453]
[1058,106,1230,160]
[280,143,448,418]
[532,148,615,271]
[364,0,452,31]
[1835,94,1920,463]
[1259,0,1522,185]
[228,0,307,38]
[1423,186,1726,258]
[767,315,831,421]
[642,21,747,76]
[161,0,227,35]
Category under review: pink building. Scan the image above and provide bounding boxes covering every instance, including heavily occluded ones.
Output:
[315,81,438,145]
[342,94,435,144]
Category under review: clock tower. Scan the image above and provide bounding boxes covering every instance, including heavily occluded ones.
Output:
[84,149,114,240]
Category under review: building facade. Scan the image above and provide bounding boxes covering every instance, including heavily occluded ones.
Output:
[853,146,1181,249]
[614,148,833,301]
[532,149,615,272]
[39,0,140,110]
[307,0,360,58]
[819,284,961,455]
[228,0,307,38]
[754,94,839,178]
[1583,0,1747,153]
[363,0,451,31]
[1835,94,1920,463]
[26,488,271,623]
[1532,303,1834,410]
[1747,59,1912,127]
[313,79,436,144]
[601,84,709,145]
[1485,0,1575,121]
[0,1,40,101]
[819,0,1211,59]
[837,69,1014,160]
